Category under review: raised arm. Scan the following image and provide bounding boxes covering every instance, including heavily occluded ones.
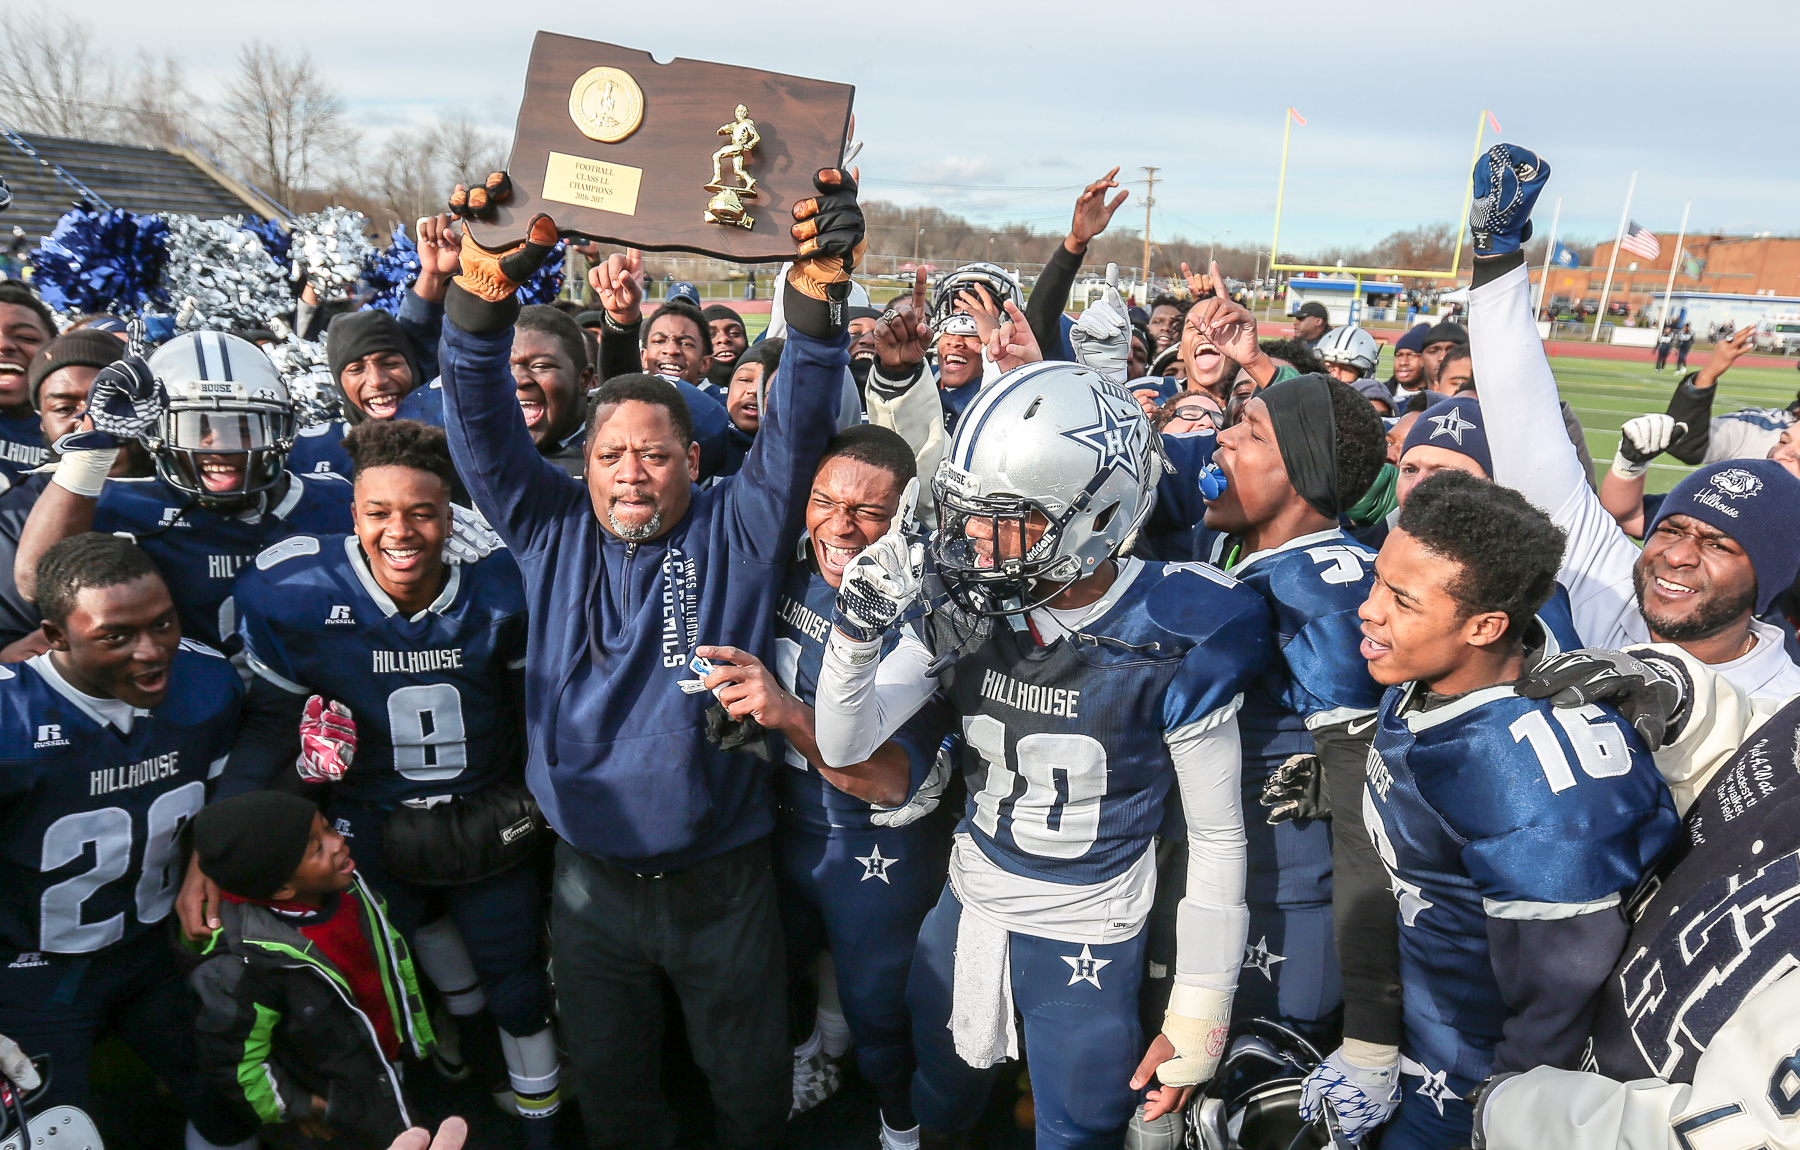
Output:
[1026,169,1128,359]
[437,213,585,555]
[725,169,864,562]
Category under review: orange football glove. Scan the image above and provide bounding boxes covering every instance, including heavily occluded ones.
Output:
[452,213,560,304]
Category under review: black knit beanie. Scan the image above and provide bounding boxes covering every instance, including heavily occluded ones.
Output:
[193,792,320,900]
[27,330,124,409]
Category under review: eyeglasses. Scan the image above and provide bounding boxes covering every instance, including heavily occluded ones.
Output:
[1170,405,1219,427]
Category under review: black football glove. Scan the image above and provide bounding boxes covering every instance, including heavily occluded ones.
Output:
[783,169,866,339]
[448,171,514,221]
[1261,753,1326,824]
[1519,648,1691,750]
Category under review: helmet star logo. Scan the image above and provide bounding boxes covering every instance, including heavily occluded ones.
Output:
[1061,943,1112,989]
[1428,408,1477,445]
[1060,392,1145,480]
[855,844,896,883]
[1243,936,1288,980]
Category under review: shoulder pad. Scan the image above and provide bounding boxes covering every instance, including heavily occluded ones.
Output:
[1158,560,1241,589]
[295,422,339,439]
[256,535,321,570]
[178,638,227,659]
[304,470,350,485]
[0,664,13,681]
[1145,563,1273,645]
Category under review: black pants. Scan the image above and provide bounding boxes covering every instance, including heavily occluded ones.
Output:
[0,928,257,1145]
[552,836,788,1150]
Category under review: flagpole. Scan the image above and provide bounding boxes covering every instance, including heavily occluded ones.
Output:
[1657,199,1691,328]
[1447,109,1490,282]
[1271,108,1294,266]
[1592,169,1637,342]
[1534,195,1562,320]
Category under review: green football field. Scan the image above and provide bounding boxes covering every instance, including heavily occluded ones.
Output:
[1372,349,1798,494]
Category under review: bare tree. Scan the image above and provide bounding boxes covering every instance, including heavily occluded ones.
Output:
[216,41,357,208]
[0,8,117,138]
[118,52,197,148]
[428,116,505,190]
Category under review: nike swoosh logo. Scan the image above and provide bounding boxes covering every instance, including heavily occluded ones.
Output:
[1348,716,1378,735]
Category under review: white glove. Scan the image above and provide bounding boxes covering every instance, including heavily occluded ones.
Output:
[1069,263,1131,383]
[1610,412,1678,479]
[444,503,504,565]
[0,1032,41,1091]
[1298,1041,1401,1144]
[833,478,923,643]
[1156,984,1233,1087]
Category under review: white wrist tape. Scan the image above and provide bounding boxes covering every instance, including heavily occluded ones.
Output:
[52,449,118,498]
[1609,447,1650,481]
[1159,983,1234,1086]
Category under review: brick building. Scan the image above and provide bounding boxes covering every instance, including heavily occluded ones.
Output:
[1531,233,1800,320]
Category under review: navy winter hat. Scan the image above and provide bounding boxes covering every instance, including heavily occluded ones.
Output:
[1394,323,1431,354]
[1401,394,1492,477]
[1422,321,1469,348]
[1649,459,1800,614]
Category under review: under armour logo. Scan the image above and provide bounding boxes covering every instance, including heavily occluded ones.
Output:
[1428,408,1477,445]
[1061,943,1112,989]
[855,844,896,883]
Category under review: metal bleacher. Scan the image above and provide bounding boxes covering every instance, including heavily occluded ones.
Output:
[0,129,284,244]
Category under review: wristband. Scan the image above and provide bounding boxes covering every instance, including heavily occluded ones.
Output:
[1610,447,1650,480]
[52,448,117,498]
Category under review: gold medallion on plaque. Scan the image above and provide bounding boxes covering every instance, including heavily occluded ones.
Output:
[568,67,644,143]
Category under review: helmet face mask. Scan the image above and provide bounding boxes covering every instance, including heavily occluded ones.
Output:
[1316,325,1381,378]
[929,262,1023,336]
[929,361,1157,617]
[144,331,297,507]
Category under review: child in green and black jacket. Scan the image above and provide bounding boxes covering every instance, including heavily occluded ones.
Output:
[188,792,435,1146]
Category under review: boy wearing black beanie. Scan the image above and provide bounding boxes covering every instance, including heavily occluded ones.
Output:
[188,792,435,1145]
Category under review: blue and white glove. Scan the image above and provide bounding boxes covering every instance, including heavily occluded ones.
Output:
[1299,1044,1400,1144]
[1469,144,1551,256]
[833,478,923,643]
[443,503,504,565]
[1069,263,1131,383]
[53,355,164,453]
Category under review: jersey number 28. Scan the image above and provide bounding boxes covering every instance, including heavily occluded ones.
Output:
[39,781,204,953]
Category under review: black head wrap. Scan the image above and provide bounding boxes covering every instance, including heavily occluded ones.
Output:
[1256,372,1341,520]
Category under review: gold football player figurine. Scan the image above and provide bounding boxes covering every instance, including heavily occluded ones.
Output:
[704,105,762,229]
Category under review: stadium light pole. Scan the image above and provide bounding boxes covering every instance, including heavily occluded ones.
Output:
[1593,170,1637,342]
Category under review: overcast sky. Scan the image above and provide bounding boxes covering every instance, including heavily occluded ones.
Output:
[47,0,1800,256]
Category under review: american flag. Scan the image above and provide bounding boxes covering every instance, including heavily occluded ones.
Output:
[1620,222,1662,261]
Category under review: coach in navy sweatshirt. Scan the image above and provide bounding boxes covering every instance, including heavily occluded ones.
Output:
[437,171,865,1149]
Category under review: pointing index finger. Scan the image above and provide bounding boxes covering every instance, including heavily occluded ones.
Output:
[912,267,928,312]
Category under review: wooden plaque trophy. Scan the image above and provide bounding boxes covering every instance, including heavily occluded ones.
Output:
[467,32,856,262]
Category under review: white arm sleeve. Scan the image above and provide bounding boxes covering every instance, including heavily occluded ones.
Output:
[1472,262,1648,650]
[1169,712,1249,993]
[813,630,937,769]
[865,370,946,531]
[1623,642,1789,813]
[1485,968,1800,1150]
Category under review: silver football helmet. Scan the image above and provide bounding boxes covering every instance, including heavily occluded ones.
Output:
[1315,325,1380,378]
[929,261,1023,337]
[931,360,1161,614]
[146,330,295,504]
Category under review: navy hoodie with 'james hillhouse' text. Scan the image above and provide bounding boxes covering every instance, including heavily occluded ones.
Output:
[439,316,846,874]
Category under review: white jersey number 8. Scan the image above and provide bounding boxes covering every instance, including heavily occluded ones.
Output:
[388,683,469,781]
[965,715,1107,860]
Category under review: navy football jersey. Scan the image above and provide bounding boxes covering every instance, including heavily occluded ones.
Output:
[1211,529,1384,770]
[0,409,47,485]
[0,645,241,954]
[1588,694,1800,1085]
[769,557,950,832]
[946,559,1276,887]
[286,420,350,480]
[1363,682,1678,1086]
[94,471,353,648]
[232,534,528,805]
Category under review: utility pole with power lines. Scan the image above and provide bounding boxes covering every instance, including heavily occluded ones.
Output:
[1139,166,1158,299]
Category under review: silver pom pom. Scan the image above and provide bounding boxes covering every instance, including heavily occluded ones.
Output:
[287,207,375,298]
[262,335,339,427]
[158,214,290,332]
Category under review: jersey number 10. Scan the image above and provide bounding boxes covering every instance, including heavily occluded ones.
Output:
[964,715,1107,859]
